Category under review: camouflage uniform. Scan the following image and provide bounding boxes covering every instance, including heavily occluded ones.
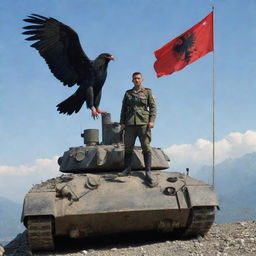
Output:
[120,87,156,153]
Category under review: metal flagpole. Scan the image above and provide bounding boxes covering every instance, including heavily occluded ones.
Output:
[212,6,215,190]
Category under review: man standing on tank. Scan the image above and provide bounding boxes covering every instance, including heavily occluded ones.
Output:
[119,72,157,187]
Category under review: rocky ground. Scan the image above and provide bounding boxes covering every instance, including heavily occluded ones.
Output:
[2,221,256,256]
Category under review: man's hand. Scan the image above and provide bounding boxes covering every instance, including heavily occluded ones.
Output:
[148,122,154,128]
[120,124,125,130]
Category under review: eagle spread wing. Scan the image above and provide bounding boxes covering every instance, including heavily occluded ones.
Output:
[23,14,92,87]
[23,14,114,116]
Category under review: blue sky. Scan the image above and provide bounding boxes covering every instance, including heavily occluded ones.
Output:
[1,0,256,201]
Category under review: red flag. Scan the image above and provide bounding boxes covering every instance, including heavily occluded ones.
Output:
[154,12,213,77]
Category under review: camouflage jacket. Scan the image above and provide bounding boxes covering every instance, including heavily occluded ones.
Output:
[120,87,156,125]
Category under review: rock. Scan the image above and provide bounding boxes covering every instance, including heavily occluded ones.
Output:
[0,246,5,256]
[249,237,255,243]
[240,238,245,246]
[197,235,203,243]
[213,242,220,247]
[82,250,88,255]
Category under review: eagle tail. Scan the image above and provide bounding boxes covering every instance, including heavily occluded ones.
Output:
[57,91,85,115]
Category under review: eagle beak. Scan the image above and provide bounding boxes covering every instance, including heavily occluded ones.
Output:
[107,55,115,61]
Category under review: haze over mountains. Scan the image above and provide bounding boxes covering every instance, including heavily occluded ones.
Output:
[196,152,256,223]
[0,152,255,243]
[0,197,23,245]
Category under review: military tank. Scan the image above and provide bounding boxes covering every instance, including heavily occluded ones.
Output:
[21,113,219,251]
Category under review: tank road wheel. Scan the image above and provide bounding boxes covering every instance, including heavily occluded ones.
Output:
[27,217,55,251]
[182,206,215,238]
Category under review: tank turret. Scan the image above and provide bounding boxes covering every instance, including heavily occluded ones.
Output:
[58,113,169,173]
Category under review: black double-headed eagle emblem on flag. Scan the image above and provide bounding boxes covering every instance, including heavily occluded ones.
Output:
[173,32,196,63]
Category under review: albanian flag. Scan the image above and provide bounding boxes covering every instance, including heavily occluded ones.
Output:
[154,11,213,77]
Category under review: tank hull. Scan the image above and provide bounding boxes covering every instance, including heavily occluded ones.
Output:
[22,171,218,250]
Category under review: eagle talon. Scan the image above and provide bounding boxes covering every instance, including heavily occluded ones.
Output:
[91,108,99,119]
[91,114,99,120]
[96,108,106,114]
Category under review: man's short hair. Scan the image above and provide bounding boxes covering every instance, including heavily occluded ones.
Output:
[132,72,142,78]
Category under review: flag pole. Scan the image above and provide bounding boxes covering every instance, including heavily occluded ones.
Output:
[212,6,215,190]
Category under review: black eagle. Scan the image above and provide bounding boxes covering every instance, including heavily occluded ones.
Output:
[173,32,196,63]
[22,14,114,117]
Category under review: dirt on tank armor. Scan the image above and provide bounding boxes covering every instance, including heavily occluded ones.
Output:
[21,113,219,251]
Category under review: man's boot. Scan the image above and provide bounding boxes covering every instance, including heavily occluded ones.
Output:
[118,152,132,176]
[143,151,158,187]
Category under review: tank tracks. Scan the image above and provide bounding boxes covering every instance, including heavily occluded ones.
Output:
[182,206,215,238]
[27,217,54,251]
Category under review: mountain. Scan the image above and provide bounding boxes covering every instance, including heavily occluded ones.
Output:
[0,197,24,244]
[195,152,256,223]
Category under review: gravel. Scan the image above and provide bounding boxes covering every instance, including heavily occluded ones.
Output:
[4,221,256,256]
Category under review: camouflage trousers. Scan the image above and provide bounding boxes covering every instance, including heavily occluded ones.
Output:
[124,125,151,154]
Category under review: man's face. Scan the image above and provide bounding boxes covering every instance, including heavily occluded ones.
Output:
[132,74,143,86]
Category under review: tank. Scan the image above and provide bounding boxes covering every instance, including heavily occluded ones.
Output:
[21,113,219,251]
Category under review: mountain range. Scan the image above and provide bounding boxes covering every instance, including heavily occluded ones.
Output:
[0,197,24,244]
[195,152,256,223]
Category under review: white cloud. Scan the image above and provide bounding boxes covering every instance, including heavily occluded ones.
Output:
[164,130,256,172]
[1,130,256,203]
[0,156,59,175]
[0,156,59,203]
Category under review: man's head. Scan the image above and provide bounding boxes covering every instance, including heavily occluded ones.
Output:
[132,72,143,87]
